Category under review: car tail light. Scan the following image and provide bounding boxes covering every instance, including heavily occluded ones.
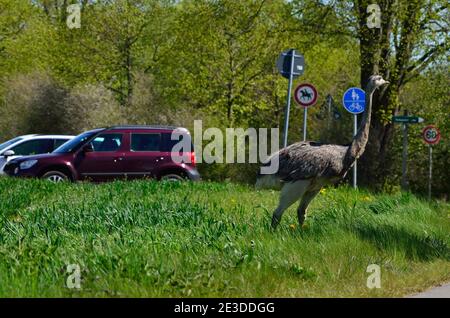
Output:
[190,151,196,166]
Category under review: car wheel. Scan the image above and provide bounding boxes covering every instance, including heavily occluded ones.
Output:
[161,173,185,182]
[42,171,69,183]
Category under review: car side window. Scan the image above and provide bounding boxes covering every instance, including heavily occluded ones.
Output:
[131,133,161,152]
[90,134,123,152]
[11,139,54,156]
[54,139,69,150]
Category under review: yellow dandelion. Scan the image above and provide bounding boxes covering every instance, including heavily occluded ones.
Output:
[289,224,297,230]
[320,188,326,194]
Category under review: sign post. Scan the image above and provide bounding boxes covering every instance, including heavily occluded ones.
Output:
[428,145,432,200]
[402,121,408,190]
[277,49,305,148]
[422,125,441,200]
[342,87,366,188]
[294,83,318,141]
[392,112,424,191]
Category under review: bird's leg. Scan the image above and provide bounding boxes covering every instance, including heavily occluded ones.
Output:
[271,180,310,229]
[271,206,284,229]
[297,204,306,226]
[297,190,320,226]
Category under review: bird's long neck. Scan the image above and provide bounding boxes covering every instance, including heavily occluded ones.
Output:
[344,87,375,169]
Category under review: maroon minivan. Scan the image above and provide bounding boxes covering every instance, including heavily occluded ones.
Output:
[3,125,200,182]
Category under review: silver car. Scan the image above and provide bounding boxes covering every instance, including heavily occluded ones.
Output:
[0,134,74,175]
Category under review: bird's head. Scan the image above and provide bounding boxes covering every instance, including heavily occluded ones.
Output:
[367,75,389,91]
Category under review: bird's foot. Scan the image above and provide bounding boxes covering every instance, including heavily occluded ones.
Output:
[271,215,280,230]
[297,214,306,227]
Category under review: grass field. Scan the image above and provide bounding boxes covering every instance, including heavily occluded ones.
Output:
[0,177,448,297]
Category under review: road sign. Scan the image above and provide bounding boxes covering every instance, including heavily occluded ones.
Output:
[277,49,305,79]
[293,83,318,142]
[342,87,365,188]
[294,83,318,107]
[422,125,440,200]
[342,87,366,114]
[393,116,425,124]
[392,111,426,191]
[277,49,305,148]
[423,125,441,145]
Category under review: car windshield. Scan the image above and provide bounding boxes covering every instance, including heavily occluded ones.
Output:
[53,131,99,153]
[0,137,24,152]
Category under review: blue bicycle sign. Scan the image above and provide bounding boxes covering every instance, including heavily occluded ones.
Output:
[342,87,366,114]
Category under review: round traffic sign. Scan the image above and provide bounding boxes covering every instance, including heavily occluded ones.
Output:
[343,87,366,114]
[422,125,441,145]
[294,83,318,107]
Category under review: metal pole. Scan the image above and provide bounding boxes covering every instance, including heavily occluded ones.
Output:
[303,107,307,141]
[326,95,331,133]
[401,122,408,191]
[282,50,296,148]
[428,145,432,200]
[353,113,357,188]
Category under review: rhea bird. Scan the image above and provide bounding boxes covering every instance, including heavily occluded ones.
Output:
[256,75,389,229]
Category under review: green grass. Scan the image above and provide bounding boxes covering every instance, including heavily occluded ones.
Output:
[0,177,448,297]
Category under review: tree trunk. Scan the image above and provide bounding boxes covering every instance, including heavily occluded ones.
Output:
[356,0,401,189]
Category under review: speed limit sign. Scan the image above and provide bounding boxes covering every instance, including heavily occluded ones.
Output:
[422,125,441,145]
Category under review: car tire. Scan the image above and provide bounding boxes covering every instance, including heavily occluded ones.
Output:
[42,170,69,183]
[161,173,185,182]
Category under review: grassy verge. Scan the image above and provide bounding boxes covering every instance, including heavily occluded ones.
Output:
[0,177,448,297]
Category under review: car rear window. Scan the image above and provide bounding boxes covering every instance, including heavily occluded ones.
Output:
[131,133,161,151]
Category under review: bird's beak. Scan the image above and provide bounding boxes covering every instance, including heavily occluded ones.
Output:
[383,80,390,85]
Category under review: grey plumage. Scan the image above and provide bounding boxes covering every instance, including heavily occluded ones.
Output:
[266,142,349,181]
[257,75,390,229]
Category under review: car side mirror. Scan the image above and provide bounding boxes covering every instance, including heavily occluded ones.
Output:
[83,144,94,153]
[3,150,15,157]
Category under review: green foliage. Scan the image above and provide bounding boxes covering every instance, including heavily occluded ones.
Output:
[0,0,448,194]
[395,65,449,197]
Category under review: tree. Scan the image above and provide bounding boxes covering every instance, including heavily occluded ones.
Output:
[292,0,449,188]
[396,64,449,197]
[0,72,68,139]
[0,0,32,77]
[163,0,294,126]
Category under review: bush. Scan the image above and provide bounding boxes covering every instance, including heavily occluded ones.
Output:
[0,72,123,138]
[0,72,67,139]
[63,83,123,134]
